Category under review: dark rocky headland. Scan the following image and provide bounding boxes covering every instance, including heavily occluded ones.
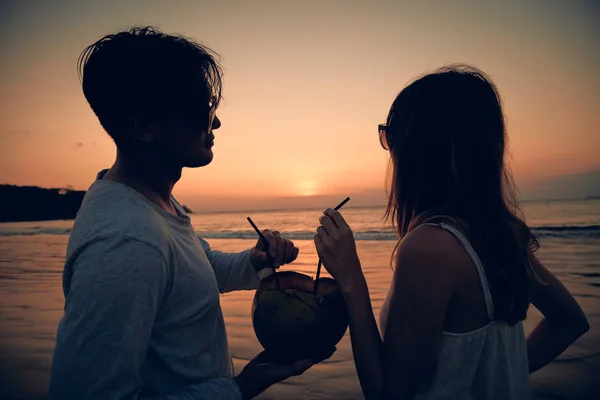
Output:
[0,185,85,222]
[0,185,194,223]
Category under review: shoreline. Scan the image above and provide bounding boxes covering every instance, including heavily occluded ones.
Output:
[2,184,598,223]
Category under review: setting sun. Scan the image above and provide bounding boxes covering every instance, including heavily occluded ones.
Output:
[297,180,319,196]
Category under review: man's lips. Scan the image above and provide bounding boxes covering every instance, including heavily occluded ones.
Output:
[206,133,215,146]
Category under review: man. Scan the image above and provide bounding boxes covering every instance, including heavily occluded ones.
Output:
[50,26,328,399]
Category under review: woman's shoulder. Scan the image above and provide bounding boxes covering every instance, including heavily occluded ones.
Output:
[396,222,475,276]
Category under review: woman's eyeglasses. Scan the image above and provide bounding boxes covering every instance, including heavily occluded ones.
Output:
[378,123,390,150]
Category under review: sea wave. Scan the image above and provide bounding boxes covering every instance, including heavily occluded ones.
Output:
[0,227,73,237]
[197,225,600,240]
[532,225,600,239]
[194,229,398,241]
[1,225,599,239]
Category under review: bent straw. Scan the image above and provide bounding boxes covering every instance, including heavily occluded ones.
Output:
[246,216,281,290]
[314,197,351,293]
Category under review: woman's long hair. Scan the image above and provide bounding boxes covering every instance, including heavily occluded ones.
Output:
[383,65,540,325]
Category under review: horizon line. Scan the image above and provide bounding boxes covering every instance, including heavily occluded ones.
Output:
[190,197,598,215]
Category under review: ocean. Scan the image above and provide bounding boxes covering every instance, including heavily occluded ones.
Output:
[0,199,599,399]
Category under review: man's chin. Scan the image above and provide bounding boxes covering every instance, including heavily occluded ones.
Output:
[186,150,214,168]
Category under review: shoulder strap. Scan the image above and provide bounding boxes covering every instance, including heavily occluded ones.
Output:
[418,222,495,320]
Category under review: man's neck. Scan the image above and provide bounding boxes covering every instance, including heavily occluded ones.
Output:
[103,150,182,214]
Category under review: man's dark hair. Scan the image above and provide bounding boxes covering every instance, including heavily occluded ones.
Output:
[78,26,223,148]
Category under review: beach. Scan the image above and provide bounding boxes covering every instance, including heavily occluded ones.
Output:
[1,200,599,399]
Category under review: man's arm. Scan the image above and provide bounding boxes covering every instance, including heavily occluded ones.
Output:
[198,237,262,293]
[50,236,242,400]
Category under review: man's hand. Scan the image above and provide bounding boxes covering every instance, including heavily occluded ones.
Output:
[250,230,299,270]
[233,347,335,400]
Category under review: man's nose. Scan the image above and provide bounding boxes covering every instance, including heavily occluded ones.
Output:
[211,115,221,130]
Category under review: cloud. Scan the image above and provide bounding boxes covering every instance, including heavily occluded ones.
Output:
[520,168,600,200]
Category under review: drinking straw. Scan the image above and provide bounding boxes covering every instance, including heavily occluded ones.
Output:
[247,216,281,290]
[314,197,350,293]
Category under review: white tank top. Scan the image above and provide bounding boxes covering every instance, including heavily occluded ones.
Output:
[379,222,531,399]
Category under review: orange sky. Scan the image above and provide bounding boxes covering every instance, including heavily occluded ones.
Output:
[0,1,598,211]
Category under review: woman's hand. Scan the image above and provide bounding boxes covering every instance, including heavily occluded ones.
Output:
[314,208,365,292]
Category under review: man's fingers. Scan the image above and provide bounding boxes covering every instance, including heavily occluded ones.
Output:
[247,350,270,367]
[291,359,314,375]
[253,359,312,388]
[283,240,297,263]
[274,232,284,268]
[261,230,277,259]
[259,230,299,267]
[288,245,299,263]
[310,346,336,364]
[260,252,270,263]
[274,359,313,379]
[281,239,288,266]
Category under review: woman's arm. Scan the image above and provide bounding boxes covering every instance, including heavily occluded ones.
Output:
[526,254,589,373]
[315,210,455,399]
[339,279,386,398]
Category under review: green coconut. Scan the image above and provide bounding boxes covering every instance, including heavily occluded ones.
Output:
[251,270,349,362]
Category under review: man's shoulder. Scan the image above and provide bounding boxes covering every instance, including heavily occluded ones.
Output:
[68,181,170,256]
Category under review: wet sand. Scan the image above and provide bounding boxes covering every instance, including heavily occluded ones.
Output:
[1,236,598,399]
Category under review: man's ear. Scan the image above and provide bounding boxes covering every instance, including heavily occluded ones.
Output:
[128,115,155,143]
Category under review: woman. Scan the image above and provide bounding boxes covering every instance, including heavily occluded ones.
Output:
[314,65,589,399]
